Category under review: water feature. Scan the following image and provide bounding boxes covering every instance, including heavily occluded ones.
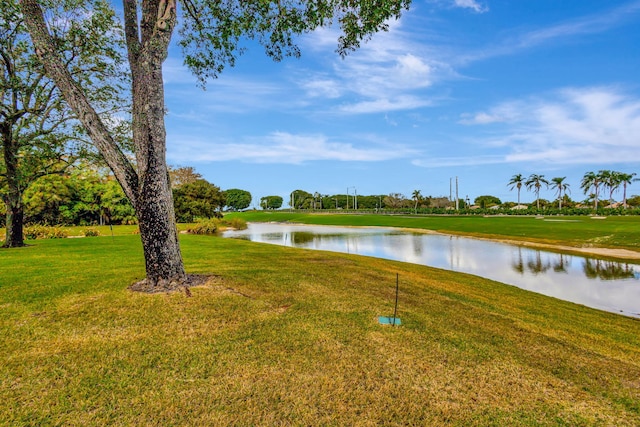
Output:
[223,223,640,318]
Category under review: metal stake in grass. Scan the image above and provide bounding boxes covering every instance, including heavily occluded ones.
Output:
[378,273,402,326]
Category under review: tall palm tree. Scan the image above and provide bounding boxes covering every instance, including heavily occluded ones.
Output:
[525,174,549,209]
[551,177,570,209]
[581,171,601,210]
[598,170,617,206]
[618,172,638,207]
[412,189,422,214]
[610,170,626,206]
[508,174,525,206]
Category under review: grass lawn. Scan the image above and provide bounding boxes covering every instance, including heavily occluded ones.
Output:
[229,211,640,252]
[1,232,639,425]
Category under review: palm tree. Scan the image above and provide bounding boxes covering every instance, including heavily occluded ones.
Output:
[551,177,570,209]
[581,171,601,210]
[508,174,525,206]
[617,172,638,207]
[598,170,617,207]
[412,190,422,214]
[525,174,549,209]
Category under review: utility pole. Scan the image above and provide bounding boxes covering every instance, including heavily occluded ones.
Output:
[455,176,459,210]
[346,187,349,210]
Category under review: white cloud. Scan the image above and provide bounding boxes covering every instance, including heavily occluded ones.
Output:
[302,78,343,99]
[165,70,285,117]
[339,96,432,114]
[453,0,488,13]
[297,20,447,114]
[459,112,503,125]
[461,1,640,63]
[395,54,434,87]
[521,1,640,48]
[459,101,524,125]
[169,132,418,164]
[162,57,196,85]
[419,87,640,167]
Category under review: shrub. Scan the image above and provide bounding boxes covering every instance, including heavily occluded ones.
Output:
[186,219,219,235]
[83,228,100,237]
[24,224,68,239]
[24,224,47,240]
[222,217,248,230]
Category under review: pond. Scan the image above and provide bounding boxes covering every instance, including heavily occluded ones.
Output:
[222,223,640,318]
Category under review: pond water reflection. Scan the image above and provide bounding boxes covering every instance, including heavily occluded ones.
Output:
[223,223,640,318]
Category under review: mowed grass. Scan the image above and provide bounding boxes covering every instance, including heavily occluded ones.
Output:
[1,233,640,426]
[230,211,640,251]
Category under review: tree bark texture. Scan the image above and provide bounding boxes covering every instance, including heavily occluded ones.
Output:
[1,192,24,248]
[20,0,186,287]
[2,125,25,247]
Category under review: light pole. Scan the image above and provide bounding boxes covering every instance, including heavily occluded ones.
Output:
[455,176,459,210]
[346,187,349,210]
[347,186,356,211]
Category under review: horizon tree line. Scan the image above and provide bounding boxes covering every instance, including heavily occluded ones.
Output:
[508,170,638,210]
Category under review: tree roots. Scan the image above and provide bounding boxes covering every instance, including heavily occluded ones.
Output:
[128,273,211,293]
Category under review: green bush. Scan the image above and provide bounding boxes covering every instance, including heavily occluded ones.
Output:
[24,224,48,240]
[222,217,248,230]
[24,224,68,239]
[186,219,219,235]
[83,228,100,237]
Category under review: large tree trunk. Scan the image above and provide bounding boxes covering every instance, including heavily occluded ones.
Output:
[1,125,25,248]
[126,0,186,286]
[132,53,186,285]
[2,193,25,248]
[21,0,187,288]
[1,192,25,248]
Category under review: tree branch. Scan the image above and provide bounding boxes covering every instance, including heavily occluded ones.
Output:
[123,0,141,64]
[20,0,139,208]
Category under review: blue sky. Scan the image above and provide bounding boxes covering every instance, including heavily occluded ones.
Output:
[159,0,640,207]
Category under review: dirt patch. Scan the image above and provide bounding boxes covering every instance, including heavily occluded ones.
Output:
[128,274,218,293]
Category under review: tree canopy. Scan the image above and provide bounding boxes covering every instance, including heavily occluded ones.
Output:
[225,188,252,211]
[20,0,412,288]
[177,0,412,84]
[1,0,127,246]
[168,165,203,189]
[474,195,501,208]
[173,179,225,222]
[260,195,283,210]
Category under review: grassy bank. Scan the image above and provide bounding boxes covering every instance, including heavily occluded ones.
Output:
[1,233,639,425]
[228,211,640,252]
